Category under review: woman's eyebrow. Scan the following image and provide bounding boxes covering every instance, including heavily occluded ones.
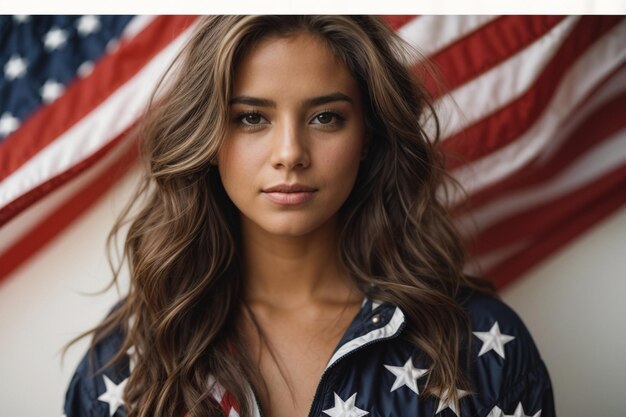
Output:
[304,92,354,107]
[229,92,354,108]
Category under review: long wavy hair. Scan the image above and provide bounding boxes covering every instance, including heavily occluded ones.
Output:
[67,15,494,417]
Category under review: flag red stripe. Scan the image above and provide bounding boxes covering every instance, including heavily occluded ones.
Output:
[440,16,624,170]
[0,136,138,282]
[0,129,136,227]
[0,15,196,182]
[381,15,418,31]
[2,16,623,292]
[426,15,566,98]
[469,160,626,256]
[455,63,626,212]
[485,172,626,289]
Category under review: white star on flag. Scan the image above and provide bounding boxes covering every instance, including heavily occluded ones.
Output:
[98,375,128,417]
[40,80,65,104]
[0,112,20,137]
[4,55,28,80]
[77,60,95,78]
[44,27,69,51]
[384,357,428,394]
[473,321,515,359]
[106,38,120,53]
[77,15,102,36]
[435,388,469,417]
[13,15,30,23]
[322,392,369,417]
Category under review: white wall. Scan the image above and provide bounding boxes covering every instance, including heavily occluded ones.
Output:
[0,169,136,417]
[501,207,626,417]
[0,168,624,416]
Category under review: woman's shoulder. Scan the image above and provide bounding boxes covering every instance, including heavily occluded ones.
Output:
[457,289,555,416]
[460,290,542,367]
[64,300,132,417]
[461,291,533,335]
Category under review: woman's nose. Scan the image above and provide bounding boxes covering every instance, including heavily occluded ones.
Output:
[270,121,310,170]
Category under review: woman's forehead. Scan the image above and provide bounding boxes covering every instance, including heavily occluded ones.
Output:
[231,32,360,103]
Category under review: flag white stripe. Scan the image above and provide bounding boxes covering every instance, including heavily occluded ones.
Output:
[535,65,626,165]
[457,127,626,237]
[398,15,498,58]
[436,16,579,140]
[463,239,531,275]
[450,20,626,201]
[0,132,137,256]
[0,25,195,208]
[119,15,156,40]
[455,65,626,236]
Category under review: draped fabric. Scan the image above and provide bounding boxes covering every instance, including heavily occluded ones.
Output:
[1,16,625,288]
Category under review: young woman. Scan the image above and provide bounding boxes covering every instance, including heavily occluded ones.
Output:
[64,16,555,417]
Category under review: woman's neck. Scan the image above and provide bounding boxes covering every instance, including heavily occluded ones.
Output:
[240,215,361,309]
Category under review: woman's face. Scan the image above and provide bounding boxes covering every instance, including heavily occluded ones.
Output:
[218,32,366,238]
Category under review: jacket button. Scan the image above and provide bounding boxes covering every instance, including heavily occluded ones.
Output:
[371,314,381,324]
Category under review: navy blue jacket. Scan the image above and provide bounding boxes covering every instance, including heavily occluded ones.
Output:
[64,292,555,417]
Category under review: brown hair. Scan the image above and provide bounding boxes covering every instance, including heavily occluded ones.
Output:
[66,15,494,417]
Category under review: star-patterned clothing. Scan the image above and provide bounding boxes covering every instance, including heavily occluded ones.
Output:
[64,291,555,416]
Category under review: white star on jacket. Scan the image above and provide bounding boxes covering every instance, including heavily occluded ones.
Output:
[98,375,128,417]
[487,403,542,417]
[435,388,469,416]
[43,27,69,51]
[322,392,369,417]
[384,357,428,394]
[473,322,515,359]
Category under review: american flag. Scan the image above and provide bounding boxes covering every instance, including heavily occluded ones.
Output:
[1,15,625,290]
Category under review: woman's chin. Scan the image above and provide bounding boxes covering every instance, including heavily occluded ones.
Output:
[256,222,321,238]
[241,213,337,239]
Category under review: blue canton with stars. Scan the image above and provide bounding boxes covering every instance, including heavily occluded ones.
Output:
[0,15,133,141]
[65,290,555,417]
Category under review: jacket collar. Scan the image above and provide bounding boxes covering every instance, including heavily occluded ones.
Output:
[209,298,406,417]
[325,297,406,371]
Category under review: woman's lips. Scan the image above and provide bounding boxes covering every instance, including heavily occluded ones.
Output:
[262,183,317,205]
[263,191,316,205]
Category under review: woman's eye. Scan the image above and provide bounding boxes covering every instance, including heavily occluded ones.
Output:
[237,112,267,126]
[311,111,345,126]
[233,111,269,130]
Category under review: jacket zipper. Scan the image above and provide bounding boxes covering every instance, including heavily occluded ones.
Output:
[305,319,407,417]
